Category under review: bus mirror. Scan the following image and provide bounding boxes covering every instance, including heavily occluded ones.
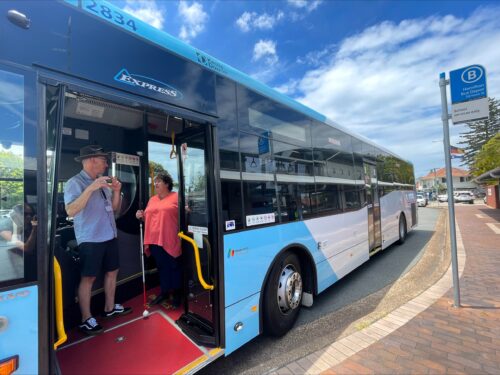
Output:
[7,10,30,29]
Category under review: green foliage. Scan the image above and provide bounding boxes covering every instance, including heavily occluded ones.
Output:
[459,97,500,171]
[190,172,206,192]
[472,133,500,182]
[148,161,166,175]
[148,161,179,192]
[378,155,415,185]
[0,151,24,209]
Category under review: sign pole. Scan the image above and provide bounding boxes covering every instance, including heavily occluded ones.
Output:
[439,72,461,308]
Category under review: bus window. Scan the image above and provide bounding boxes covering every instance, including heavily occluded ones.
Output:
[148,140,179,196]
[273,139,315,222]
[221,180,243,231]
[237,84,312,148]
[0,69,35,285]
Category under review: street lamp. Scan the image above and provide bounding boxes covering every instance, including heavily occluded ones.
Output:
[431,168,438,203]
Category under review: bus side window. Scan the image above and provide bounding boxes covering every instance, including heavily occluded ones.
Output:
[221,180,243,231]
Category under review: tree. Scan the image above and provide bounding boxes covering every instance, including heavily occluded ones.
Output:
[148,161,166,176]
[0,151,24,210]
[472,133,500,182]
[459,97,500,171]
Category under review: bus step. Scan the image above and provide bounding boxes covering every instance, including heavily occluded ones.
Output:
[176,313,216,347]
[369,246,383,257]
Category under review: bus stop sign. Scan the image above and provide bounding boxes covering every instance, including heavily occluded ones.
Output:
[450,64,487,104]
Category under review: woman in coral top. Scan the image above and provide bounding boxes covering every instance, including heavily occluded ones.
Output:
[136,171,182,307]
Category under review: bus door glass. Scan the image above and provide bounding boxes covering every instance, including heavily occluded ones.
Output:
[177,124,218,346]
[0,65,40,374]
[364,163,382,250]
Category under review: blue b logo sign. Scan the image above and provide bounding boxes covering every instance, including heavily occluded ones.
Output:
[461,66,483,84]
[450,64,487,104]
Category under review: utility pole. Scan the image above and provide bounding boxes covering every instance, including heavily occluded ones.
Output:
[439,72,461,308]
[433,168,438,202]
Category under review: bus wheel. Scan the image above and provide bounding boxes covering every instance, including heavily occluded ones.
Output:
[398,214,407,244]
[263,252,303,337]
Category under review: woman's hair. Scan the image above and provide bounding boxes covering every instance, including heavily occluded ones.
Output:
[155,171,173,191]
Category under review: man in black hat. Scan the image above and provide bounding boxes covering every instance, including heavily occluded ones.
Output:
[64,145,131,335]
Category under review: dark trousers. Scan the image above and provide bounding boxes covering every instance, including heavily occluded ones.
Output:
[150,245,181,295]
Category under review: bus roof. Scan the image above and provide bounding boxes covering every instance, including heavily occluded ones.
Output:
[64,0,408,163]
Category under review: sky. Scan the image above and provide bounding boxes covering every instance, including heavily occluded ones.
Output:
[111,0,500,178]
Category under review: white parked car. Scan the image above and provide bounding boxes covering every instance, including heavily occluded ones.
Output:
[437,194,448,202]
[417,194,427,207]
[454,192,474,204]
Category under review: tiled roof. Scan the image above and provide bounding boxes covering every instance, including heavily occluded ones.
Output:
[419,167,469,180]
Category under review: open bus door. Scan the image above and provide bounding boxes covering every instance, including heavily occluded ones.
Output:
[364,162,382,253]
[175,123,221,349]
[49,86,223,374]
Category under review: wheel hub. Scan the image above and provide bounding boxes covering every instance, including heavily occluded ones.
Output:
[277,264,302,313]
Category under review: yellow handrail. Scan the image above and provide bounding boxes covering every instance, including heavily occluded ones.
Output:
[178,231,214,290]
[53,257,67,350]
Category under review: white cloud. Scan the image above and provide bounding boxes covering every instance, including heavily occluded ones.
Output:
[287,0,322,12]
[123,0,164,29]
[252,39,279,66]
[178,1,209,42]
[296,44,336,67]
[286,7,500,177]
[236,11,284,32]
[275,79,301,96]
[236,11,253,32]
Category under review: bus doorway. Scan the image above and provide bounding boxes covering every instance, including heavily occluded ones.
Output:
[51,87,223,374]
[364,162,382,253]
[147,119,220,347]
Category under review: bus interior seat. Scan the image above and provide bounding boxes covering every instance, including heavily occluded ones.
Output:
[56,225,80,263]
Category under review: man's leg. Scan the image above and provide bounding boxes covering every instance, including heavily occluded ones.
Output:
[104,269,118,312]
[78,276,96,321]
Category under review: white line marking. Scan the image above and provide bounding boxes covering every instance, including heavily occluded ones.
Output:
[486,223,500,234]
[475,214,486,219]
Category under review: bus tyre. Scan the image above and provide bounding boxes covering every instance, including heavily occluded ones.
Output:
[263,252,303,337]
[398,214,407,244]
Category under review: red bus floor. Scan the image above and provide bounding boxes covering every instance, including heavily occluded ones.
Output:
[56,288,206,374]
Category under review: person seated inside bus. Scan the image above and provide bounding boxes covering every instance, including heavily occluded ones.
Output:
[136,171,182,308]
[64,145,132,336]
[0,203,37,281]
[0,203,37,254]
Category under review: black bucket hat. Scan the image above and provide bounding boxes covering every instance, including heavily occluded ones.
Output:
[74,145,109,162]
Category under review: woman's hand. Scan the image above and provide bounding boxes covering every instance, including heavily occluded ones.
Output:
[136,210,144,220]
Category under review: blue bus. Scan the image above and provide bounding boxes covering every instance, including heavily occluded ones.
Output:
[0,1,416,374]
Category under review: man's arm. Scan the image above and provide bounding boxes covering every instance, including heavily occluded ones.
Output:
[65,176,110,217]
[65,187,94,217]
[0,230,12,242]
[0,218,13,241]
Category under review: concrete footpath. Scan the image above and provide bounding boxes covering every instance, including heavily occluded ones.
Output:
[276,204,500,374]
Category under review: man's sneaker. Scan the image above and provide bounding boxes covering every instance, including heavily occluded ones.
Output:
[102,304,132,318]
[79,317,103,335]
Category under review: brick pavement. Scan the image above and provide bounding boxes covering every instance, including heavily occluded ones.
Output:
[276,205,500,374]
